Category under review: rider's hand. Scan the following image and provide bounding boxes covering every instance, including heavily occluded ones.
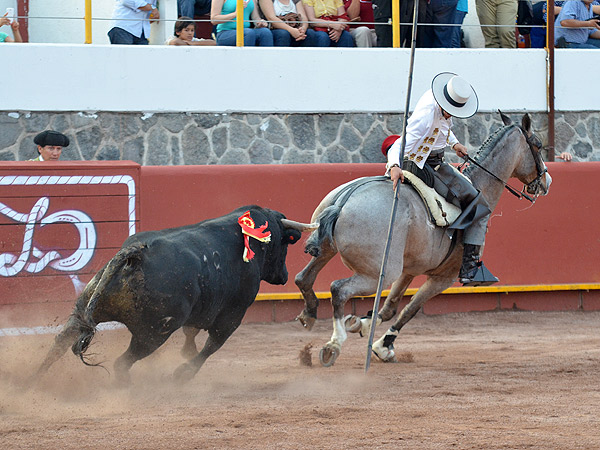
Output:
[390,166,404,190]
[453,143,468,158]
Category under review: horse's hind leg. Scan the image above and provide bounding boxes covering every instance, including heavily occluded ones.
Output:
[319,274,378,367]
[372,275,455,362]
[295,249,336,331]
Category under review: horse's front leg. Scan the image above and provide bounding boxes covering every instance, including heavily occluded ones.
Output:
[372,275,455,362]
[319,275,377,367]
[346,273,415,336]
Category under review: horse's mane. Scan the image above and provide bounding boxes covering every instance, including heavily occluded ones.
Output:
[464,124,516,177]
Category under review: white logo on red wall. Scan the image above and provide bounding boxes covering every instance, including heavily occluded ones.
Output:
[0,197,96,293]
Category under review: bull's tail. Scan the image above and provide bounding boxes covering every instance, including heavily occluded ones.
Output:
[304,205,341,258]
[71,244,144,365]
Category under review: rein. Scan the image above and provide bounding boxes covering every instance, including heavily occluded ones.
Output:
[461,125,546,204]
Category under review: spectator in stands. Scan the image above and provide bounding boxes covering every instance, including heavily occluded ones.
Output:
[258,0,319,46]
[211,0,273,45]
[29,131,70,162]
[420,0,459,47]
[450,0,467,48]
[108,0,159,45]
[0,14,22,42]
[343,0,376,47]
[303,0,355,46]
[373,0,423,47]
[166,16,216,45]
[557,151,573,161]
[554,0,600,48]
[178,0,212,19]
[476,0,517,48]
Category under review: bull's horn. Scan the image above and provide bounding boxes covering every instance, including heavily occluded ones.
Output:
[281,219,318,232]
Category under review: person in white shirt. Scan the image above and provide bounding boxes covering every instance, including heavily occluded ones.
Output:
[383,72,495,286]
[108,0,159,45]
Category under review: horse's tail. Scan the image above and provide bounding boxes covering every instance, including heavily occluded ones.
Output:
[304,176,389,258]
[71,244,144,365]
[304,205,341,257]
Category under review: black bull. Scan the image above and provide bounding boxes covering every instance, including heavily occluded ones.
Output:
[34,205,314,384]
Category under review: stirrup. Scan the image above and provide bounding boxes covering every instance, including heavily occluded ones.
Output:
[460,261,499,287]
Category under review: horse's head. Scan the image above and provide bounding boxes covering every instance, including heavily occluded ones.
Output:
[501,112,552,200]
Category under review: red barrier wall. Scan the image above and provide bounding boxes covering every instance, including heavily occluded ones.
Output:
[1,161,598,328]
[140,162,600,291]
[0,162,140,327]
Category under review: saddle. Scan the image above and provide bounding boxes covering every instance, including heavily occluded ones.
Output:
[403,171,461,227]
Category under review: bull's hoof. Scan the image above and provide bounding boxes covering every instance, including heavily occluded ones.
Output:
[319,344,340,367]
[295,310,316,331]
[180,345,199,361]
[173,363,196,383]
[344,315,362,333]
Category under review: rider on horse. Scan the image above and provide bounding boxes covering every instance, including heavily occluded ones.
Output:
[382,72,496,286]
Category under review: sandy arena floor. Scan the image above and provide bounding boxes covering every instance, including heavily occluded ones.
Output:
[1,310,600,449]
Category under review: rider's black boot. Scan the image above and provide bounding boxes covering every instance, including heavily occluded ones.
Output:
[459,244,499,286]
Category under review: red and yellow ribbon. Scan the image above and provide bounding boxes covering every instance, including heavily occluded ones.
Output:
[238,211,271,262]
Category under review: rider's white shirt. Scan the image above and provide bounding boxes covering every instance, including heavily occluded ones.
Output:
[387,90,459,170]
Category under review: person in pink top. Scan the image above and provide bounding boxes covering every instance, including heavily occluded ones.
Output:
[343,0,376,47]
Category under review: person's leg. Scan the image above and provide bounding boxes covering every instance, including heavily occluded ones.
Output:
[272,28,292,46]
[584,38,600,49]
[254,27,274,46]
[476,0,500,48]
[313,29,332,46]
[430,0,459,47]
[350,26,372,47]
[177,0,195,18]
[194,0,212,16]
[375,21,392,47]
[566,41,600,49]
[216,30,237,46]
[301,28,318,46]
[133,30,149,45]
[243,28,257,46]
[108,27,136,44]
[333,29,355,47]
[496,0,517,48]
[450,9,466,48]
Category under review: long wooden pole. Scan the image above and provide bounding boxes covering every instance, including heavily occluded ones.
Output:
[364,0,419,373]
[546,0,555,161]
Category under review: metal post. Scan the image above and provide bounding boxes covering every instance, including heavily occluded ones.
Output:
[365,0,419,373]
[85,0,92,44]
[392,0,400,48]
[236,0,244,47]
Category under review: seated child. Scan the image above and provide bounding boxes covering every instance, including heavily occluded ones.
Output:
[166,16,216,45]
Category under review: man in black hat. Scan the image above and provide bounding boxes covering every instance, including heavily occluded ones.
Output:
[29,130,70,161]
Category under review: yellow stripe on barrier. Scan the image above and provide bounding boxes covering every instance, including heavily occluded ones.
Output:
[255,283,600,301]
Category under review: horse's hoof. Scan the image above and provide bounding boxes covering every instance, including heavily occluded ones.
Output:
[319,344,340,367]
[344,315,362,333]
[173,363,196,383]
[372,346,396,363]
[296,311,316,331]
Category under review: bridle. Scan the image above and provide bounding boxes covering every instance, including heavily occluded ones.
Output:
[461,125,547,204]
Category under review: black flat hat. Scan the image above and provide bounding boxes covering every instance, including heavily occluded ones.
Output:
[34,130,70,147]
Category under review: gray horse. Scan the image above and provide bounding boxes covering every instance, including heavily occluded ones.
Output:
[295,113,552,366]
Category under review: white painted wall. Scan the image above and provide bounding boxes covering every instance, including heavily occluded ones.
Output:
[2,44,590,113]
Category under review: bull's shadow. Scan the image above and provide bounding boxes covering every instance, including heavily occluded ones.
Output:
[33,205,315,386]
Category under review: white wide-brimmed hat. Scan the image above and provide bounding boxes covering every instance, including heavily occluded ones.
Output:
[431,72,478,119]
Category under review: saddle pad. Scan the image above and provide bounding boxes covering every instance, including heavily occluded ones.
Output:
[403,172,461,227]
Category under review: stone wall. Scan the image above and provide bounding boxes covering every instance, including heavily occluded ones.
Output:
[1,111,599,164]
